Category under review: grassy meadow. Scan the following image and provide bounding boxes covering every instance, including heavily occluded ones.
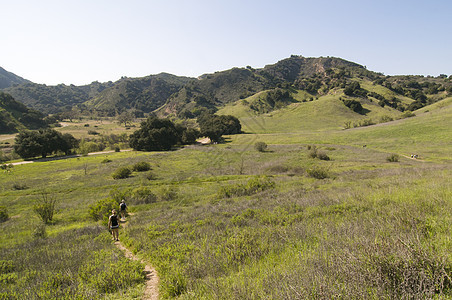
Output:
[1,96,451,299]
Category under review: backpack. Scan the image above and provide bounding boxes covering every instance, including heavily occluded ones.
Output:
[110,215,118,226]
[120,203,127,210]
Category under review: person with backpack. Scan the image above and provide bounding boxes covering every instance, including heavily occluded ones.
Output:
[108,209,120,241]
[119,199,127,220]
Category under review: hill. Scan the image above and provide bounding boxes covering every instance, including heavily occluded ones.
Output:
[160,56,452,119]
[2,56,451,119]
[86,73,194,116]
[0,67,30,89]
[0,92,47,133]
[3,81,115,114]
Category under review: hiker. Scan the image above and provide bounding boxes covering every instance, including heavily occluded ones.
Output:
[108,209,120,241]
[120,199,127,220]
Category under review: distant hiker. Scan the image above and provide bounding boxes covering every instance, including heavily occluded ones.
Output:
[120,199,127,220]
[108,209,120,241]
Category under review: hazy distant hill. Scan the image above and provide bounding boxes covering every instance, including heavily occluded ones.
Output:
[0,92,47,133]
[0,67,30,89]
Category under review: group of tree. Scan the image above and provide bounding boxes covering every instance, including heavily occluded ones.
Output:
[249,88,295,113]
[129,114,242,151]
[14,129,78,159]
[197,113,241,143]
[343,81,367,97]
[129,117,199,151]
[341,99,364,114]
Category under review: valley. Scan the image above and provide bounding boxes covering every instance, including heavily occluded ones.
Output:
[0,56,451,299]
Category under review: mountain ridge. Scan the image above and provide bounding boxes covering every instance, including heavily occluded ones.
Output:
[0,67,31,89]
[1,56,451,118]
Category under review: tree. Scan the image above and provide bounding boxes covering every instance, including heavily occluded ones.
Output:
[14,129,78,159]
[342,99,364,113]
[117,111,134,127]
[175,124,200,145]
[129,117,180,151]
[13,131,44,159]
[198,113,241,143]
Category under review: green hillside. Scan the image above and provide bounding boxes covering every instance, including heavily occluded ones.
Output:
[0,92,47,133]
[0,67,30,89]
[3,81,115,114]
[86,73,194,116]
[2,57,451,120]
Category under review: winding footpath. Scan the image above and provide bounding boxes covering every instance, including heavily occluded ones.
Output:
[115,217,159,300]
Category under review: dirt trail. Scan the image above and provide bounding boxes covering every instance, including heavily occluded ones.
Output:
[115,216,159,300]
[401,155,425,162]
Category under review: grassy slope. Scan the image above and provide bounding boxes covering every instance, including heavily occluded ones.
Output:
[1,96,451,298]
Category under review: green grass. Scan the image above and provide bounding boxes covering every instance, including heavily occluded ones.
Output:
[1,97,451,299]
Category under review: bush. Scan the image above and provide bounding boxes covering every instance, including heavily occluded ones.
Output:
[101,158,112,164]
[88,198,118,222]
[159,186,178,201]
[317,151,330,161]
[400,111,416,119]
[32,223,47,239]
[0,206,8,223]
[0,260,14,274]
[131,187,157,204]
[146,172,157,180]
[380,115,394,123]
[33,193,57,224]
[307,166,330,179]
[12,182,28,190]
[308,147,318,158]
[114,146,121,152]
[254,142,268,152]
[78,140,104,155]
[219,176,275,198]
[112,167,131,179]
[132,161,151,172]
[386,154,400,162]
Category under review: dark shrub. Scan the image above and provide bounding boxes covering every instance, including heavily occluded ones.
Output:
[386,154,400,162]
[88,198,118,222]
[0,206,8,223]
[12,182,28,190]
[32,223,47,239]
[317,151,330,161]
[146,172,157,180]
[101,158,112,163]
[33,193,57,224]
[131,187,157,204]
[254,142,268,152]
[307,166,330,179]
[219,176,275,198]
[308,148,318,159]
[112,167,131,179]
[132,161,151,172]
[159,186,178,201]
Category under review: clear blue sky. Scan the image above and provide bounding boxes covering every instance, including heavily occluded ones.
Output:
[2,0,451,85]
